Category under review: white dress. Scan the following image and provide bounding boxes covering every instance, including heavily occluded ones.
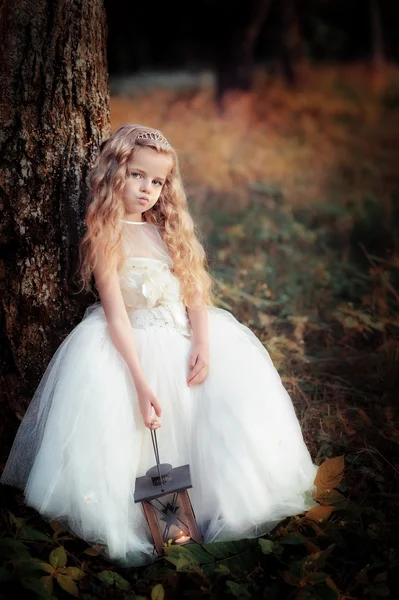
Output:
[0,220,319,567]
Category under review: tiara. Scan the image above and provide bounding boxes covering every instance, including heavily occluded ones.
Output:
[136,130,171,149]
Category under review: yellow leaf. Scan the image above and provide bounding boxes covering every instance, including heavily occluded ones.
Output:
[38,561,54,574]
[326,577,340,594]
[49,546,67,569]
[313,489,347,506]
[63,567,85,580]
[305,504,334,522]
[282,570,298,585]
[356,408,372,426]
[302,539,321,554]
[314,456,345,492]
[40,575,54,595]
[305,520,328,537]
[56,574,79,597]
[83,546,100,556]
[175,557,190,571]
[49,519,67,534]
[151,583,165,600]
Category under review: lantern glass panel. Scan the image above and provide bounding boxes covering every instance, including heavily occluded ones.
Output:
[152,492,191,542]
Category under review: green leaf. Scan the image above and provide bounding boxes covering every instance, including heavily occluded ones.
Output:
[215,564,231,575]
[165,539,260,576]
[19,526,52,541]
[181,543,216,565]
[113,571,131,590]
[8,512,26,528]
[369,582,390,597]
[0,566,12,582]
[164,544,199,570]
[310,544,336,569]
[311,585,340,600]
[98,570,115,586]
[0,537,31,558]
[21,576,53,599]
[163,545,193,559]
[308,571,329,584]
[211,551,258,578]
[49,546,67,569]
[164,555,190,569]
[201,539,257,559]
[15,557,46,574]
[289,558,308,578]
[201,542,228,559]
[279,534,305,545]
[226,580,252,598]
[259,539,275,554]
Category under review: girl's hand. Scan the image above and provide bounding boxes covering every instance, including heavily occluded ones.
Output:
[137,385,162,429]
[187,341,209,387]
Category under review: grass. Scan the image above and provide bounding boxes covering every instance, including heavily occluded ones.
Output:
[1,62,399,598]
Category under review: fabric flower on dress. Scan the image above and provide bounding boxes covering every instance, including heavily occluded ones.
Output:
[119,260,182,309]
[141,266,181,308]
[83,491,99,504]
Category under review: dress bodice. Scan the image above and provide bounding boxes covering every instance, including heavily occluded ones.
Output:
[117,220,191,337]
[118,256,183,310]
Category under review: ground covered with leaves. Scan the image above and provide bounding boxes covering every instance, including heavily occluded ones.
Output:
[1,64,399,599]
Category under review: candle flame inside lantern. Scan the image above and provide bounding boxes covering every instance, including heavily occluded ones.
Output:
[175,530,191,544]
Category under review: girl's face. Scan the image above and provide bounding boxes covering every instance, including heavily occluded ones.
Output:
[122,147,173,221]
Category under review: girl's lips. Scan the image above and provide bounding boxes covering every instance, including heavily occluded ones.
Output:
[138,197,149,204]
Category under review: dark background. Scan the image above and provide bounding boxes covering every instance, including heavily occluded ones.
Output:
[105,0,399,75]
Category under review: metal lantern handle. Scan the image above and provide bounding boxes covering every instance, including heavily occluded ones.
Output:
[150,424,165,492]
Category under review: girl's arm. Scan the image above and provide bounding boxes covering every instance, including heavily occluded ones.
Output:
[186,303,209,386]
[187,304,208,345]
[93,241,162,428]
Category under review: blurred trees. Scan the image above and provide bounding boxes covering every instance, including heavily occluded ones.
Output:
[105,0,399,94]
[213,0,273,102]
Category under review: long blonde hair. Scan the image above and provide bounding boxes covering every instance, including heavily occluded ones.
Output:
[78,124,214,308]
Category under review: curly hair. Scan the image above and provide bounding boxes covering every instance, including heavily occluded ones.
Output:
[78,124,214,308]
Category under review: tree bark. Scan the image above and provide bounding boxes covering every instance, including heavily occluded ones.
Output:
[0,0,110,442]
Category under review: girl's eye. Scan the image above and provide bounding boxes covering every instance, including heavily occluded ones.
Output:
[153,180,162,186]
[131,172,141,178]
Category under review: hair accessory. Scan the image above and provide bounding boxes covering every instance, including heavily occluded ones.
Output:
[137,130,171,149]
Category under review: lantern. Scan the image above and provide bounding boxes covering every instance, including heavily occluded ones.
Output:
[134,426,202,556]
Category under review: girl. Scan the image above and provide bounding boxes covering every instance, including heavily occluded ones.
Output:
[1,124,319,567]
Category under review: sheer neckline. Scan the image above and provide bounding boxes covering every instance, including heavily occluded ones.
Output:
[120,219,148,225]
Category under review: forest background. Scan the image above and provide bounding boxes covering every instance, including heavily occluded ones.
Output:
[1,0,399,598]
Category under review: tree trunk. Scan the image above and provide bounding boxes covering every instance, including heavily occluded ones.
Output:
[0,0,110,447]
[214,0,273,106]
[369,0,385,70]
[279,0,304,87]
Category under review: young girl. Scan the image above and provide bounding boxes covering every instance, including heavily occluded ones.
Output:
[1,124,319,567]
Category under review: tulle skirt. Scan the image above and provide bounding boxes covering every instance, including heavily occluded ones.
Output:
[0,303,318,567]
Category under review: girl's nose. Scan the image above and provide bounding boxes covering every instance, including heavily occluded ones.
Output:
[140,180,150,192]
